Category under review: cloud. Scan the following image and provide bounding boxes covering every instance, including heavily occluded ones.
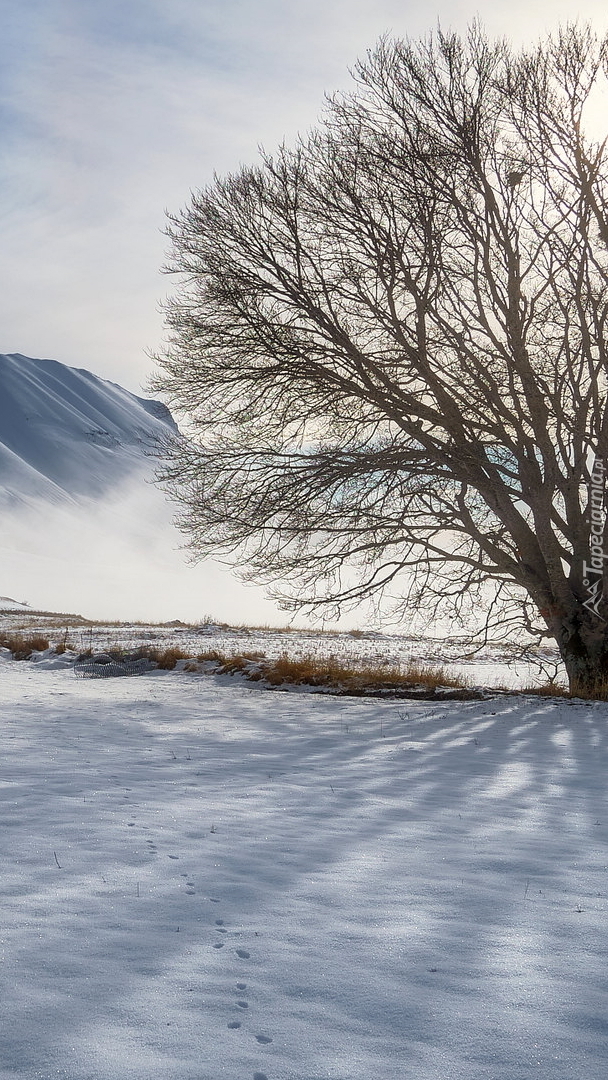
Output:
[4,0,605,389]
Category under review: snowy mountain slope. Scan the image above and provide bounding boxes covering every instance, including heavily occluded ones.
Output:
[0,353,289,624]
[0,353,178,506]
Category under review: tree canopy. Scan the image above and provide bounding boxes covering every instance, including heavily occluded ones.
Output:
[152,23,608,692]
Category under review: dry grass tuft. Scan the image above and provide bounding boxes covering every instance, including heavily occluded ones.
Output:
[133,646,191,670]
[0,633,50,659]
[520,682,570,697]
[197,649,229,663]
[73,645,193,670]
[186,649,469,694]
[568,678,608,701]
[197,649,266,671]
[256,653,468,693]
[518,679,608,700]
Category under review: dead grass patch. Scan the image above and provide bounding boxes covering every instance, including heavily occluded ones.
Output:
[0,633,50,659]
[517,680,608,700]
[520,682,570,697]
[566,678,608,701]
[133,646,191,670]
[72,645,193,670]
[256,653,468,693]
[517,678,608,699]
[197,649,230,663]
[188,649,470,693]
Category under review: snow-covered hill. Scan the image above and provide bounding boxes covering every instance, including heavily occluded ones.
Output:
[0,353,287,624]
[0,595,29,612]
[0,353,178,508]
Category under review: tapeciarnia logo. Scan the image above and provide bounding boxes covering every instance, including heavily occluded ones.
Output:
[583,457,607,621]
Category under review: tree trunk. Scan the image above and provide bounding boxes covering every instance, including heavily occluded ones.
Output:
[556,614,608,696]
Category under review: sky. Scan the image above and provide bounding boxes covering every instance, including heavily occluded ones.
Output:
[3,0,608,393]
[2,0,608,624]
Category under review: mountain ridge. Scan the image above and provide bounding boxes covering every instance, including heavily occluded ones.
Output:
[0,353,177,507]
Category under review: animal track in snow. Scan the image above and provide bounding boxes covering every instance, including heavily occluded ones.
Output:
[253,1073,268,1080]
[214,911,273,1065]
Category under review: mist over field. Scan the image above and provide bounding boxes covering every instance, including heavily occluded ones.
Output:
[0,476,288,624]
[0,353,290,625]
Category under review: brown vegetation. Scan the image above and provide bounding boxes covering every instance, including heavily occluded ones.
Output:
[258,654,467,692]
[0,633,50,659]
[131,646,192,670]
[519,682,569,697]
[189,649,470,695]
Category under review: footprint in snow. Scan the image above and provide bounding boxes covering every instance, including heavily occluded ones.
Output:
[253,1073,268,1080]
[216,917,273,1058]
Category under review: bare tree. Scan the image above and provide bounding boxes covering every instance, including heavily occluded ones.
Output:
[152,23,608,693]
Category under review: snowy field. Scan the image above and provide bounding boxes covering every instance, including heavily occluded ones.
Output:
[0,606,564,690]
[1,655,607,1079]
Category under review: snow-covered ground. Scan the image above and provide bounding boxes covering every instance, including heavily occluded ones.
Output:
[0,608,565,690]
[1,655,606,1079]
